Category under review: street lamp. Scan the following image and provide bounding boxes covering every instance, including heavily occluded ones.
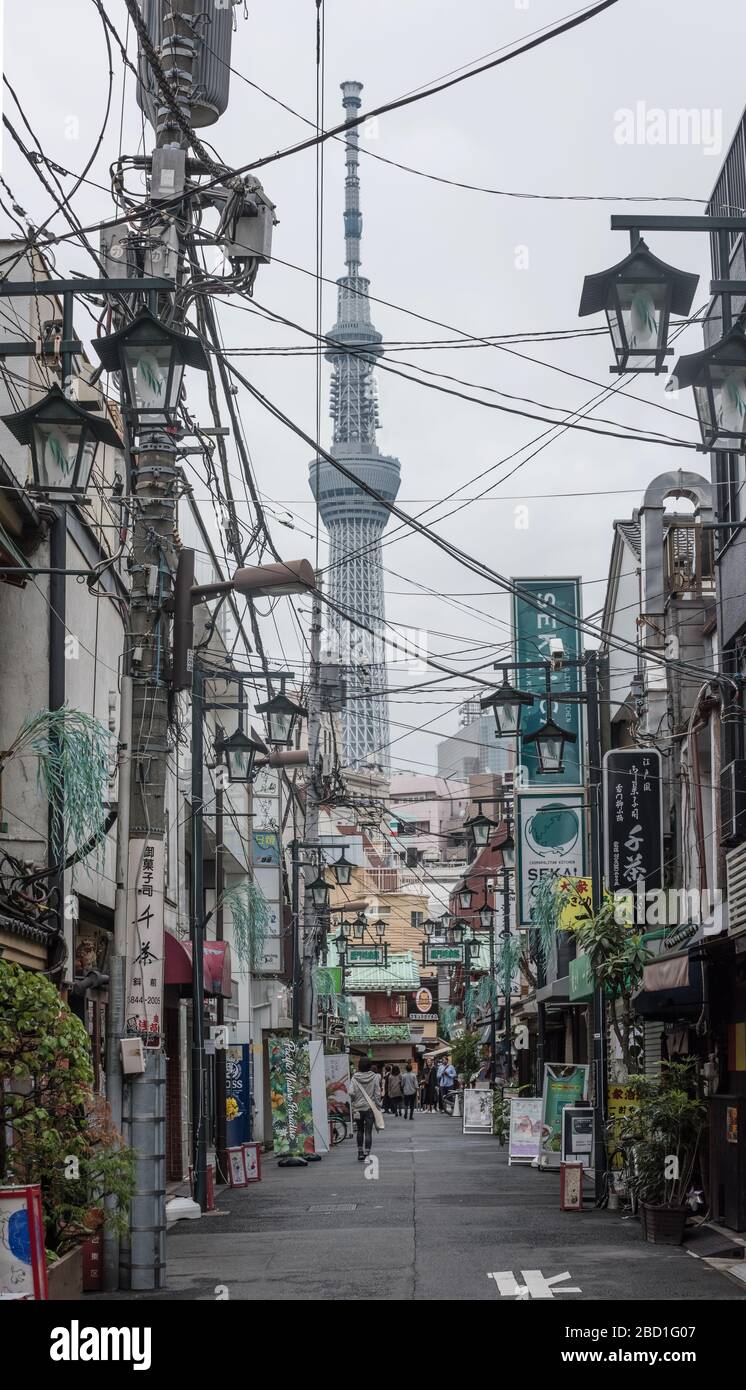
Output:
[373,918,387,939]
[2,385,122,496]
[332,850,354,887]
[93,307,210,424]
[467,932,481,962]
[215,727,265,783]
[464,801,497,849]
[309,870,330,912]
[481,670,534,737]
[423,917,437,937]
[458,883,474,911]
[670,325,746,451]
[523,716,577,775]
[449,920,466,945]
[479,904,493,930]
[254,687,305,746]
[579,239,698,374]
[500,824,516,870]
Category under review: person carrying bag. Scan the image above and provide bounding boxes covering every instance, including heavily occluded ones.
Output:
[349,1058,384,1160]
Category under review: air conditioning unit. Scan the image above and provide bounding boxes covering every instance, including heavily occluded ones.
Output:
[726,841,746,937]
[721,760,746,844]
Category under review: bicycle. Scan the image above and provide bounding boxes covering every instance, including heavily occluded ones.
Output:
[329,1113,350,1146]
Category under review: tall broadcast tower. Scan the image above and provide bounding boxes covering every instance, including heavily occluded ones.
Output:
[310,81,401,773]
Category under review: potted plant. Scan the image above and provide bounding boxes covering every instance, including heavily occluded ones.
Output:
[450,1030,482,1085]
[616,1060,707,1244]
[0,959,136,1293]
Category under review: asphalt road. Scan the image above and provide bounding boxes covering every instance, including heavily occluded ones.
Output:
[116,1109,746,1302]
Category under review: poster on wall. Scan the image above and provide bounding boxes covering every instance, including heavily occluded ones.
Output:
[516,791,587,926]
[124,837,165,1043]
[325,1052,352,1119]
[225,1043,251,1148]
[0,1185,47,1300]
[539,1064,589,1168]
[250,766,282,975]
[462,1087,493,1134]
[508,1096,543,1165]
[267,1035,316,1157]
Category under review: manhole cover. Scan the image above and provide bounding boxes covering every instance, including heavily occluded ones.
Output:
[308,1203,358,1212]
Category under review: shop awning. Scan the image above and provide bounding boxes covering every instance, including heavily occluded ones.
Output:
[164,932,233,996]
[634,948,703,1020]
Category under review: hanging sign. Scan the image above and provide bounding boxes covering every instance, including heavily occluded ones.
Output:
[516,791,587,926]
[539,1064,589,1168]
[425,944,464,965]
[251,768,283,973]
[512,578,584,786]
[267,1036,316,1157]
[603,749,664,898]
[508,1096,543,1165]
[125,837,165,1043]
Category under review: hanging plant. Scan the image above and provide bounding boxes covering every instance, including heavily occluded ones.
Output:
[496,932,522,997]
[219,878,271,969]
[529,873,573,964]
[440,1004,458,1039]
[0,707,112,871]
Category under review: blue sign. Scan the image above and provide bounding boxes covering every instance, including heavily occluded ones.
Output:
[225,1044,251,1147]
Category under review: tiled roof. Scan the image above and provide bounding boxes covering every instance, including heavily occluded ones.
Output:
[326,943,420,991]
[615,518,641,559]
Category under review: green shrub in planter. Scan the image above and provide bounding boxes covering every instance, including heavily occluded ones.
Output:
[0,959,136,1256]
[615,1060,706,1241]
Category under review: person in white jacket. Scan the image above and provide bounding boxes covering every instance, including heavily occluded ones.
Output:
[348,1058,383,1160]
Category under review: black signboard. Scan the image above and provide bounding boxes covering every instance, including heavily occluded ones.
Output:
[603,748,663,893]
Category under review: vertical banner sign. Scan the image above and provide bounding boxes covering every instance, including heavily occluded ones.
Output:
[512,578,584,786]
[516,790,587,925]
[267,1035,316,1157]
[325,1052,352,1119]
[251,766,283,972]
[508,1096,543,1165]
[125,838,165,1043]
[0,3,4,175]
[539,1064,589,1167]
[308,1040,330,1154]
[225,1043,251,1148]
[603,749,663,896]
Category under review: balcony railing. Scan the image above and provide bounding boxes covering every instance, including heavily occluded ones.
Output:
[664,524,715,595]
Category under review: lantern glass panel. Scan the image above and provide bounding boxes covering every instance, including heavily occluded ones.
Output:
[537,730,564,774]
[501,842,516,871]
[710,364,746,448]
[268,707,293,744]
[495,696,520,737]
[333,856,352,887]
[459,886,473,910]
[353,917,366,939]
[311,876,329,910]
[472,816,490,848]
[480,906,492,929]
[609,280,668,370]
[123,343,181,416]
[33,421,87,491]
[227,745,253,781]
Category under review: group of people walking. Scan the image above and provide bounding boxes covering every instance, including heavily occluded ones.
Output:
[347,1055,458,1160]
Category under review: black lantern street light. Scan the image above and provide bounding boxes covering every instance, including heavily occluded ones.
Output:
[309,870,331,913]
[449,919,466,946]
[93,307,210,428]
[423,917,437,937]
[373,918,387,940]
[2,385,122,497]
[255,686,306,747]
[579,239,698,375]
[480,670,534,738]
[523,716,578,776]
[464,801,498,850]
[215,727,266,783]
[670,325,746,452]
[458,883,474,911]
[352,912,367,939]
[332,850,354,887]
[500,820,516,871]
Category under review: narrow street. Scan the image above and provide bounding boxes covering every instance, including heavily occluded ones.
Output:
[126,1113,746,1303]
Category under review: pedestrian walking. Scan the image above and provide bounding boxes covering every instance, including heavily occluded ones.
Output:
[424,1061,439,1112]
[438,1055,457,1112]
[418,1066,428,1110]
[401,1063,418,1120]
[388,1065,403,1116]
[381,1064,392,1113]
[348,1058,384,1160]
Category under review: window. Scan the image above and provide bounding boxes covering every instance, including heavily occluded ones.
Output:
[410,911,424,930]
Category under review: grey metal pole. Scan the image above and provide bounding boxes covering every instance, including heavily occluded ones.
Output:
[103,674,133,1290]
[191,659,207,1211]
[291,841,301,1034]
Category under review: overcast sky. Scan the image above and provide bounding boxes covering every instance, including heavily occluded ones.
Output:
[3,0,744,774]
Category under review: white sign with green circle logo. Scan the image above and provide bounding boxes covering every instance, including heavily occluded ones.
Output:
[516,789,587,926]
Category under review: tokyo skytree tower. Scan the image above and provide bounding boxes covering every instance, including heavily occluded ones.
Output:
[310,81,401,773]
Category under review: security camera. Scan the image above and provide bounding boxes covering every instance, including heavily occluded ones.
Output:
[549,636,565,670]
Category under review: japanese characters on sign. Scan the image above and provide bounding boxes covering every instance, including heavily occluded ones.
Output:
[250,767,283,973]
[603,749,663,895]
[125,837,165,1044]
[512,578,584,787]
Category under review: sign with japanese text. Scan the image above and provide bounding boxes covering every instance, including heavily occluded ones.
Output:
[347,945,385,965]
[513,578,584,786]
[250,768,283,973]
[125,837,165,1044]
[603,749,663,894]
[516,790,587,925]
[425,945,464,964]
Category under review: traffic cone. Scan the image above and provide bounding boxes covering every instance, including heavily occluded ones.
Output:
[451,1093,461,1117]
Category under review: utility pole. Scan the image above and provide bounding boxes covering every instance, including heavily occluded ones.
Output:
[301,576,323,1032]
